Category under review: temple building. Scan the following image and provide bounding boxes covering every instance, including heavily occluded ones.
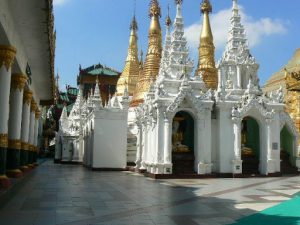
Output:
[0,0,55,188]
[56,0,300,176]
[77,63,121,104]
[264,49,300,171]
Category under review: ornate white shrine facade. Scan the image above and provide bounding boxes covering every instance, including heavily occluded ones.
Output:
[133,1,300,176]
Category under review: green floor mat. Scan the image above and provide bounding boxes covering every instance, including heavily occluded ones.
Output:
[229,195,300,225]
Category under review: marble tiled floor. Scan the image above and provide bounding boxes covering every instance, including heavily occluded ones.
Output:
[0,160,299,225]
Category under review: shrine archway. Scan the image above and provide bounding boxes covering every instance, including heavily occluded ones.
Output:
[171,111,195,174]
[280,126,297,173]
[241,116,260,174]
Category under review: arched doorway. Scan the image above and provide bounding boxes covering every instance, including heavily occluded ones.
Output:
[171,111,195,174]
[280,126,298,173]
[241,117,260,174]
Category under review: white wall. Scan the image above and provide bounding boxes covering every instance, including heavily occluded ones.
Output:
[92,111,127,169]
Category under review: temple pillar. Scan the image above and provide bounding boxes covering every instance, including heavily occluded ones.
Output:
[134,123,142,169]
[6,74,27,178]
[266,119,276,174]
[155,110,164,174]
[140,123,147,170]
[0,45,16,187]
[27,99,37,167]
[33,109,41,166]
[163,117,172,174]
[197,109,213,174]
[20,90,33,171]
[232,117,242,174]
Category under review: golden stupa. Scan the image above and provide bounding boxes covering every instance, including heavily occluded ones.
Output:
[197,0,218,90]
[130,0,162,107]
[264,48,300,141]
[116,16,140,96]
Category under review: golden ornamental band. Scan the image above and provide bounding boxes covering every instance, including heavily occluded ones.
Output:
[21,142,29,151]
[11,73,28,91]
[31,99,37,112]
[23,89,33,106]
[0,134,8,148]
[0,45,17,71]
[8,139,21,150]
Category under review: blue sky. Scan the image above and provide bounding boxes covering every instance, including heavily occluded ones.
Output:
[54,0,300,90]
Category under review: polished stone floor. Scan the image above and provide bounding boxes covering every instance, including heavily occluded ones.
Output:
[0,160,300,225]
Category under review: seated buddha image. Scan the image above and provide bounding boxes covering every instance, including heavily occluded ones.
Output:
[172,117,190,153]
[241,120,254,157]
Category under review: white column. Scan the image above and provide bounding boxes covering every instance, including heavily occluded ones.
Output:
[6,74,27,177]
[265,118,276,174]
[0,45,16,182]
[232,117,243,174]
[140,123,147,170]
[29,101,36,151]
[134,123,142,169]
[233,118,242,159]
[266,119,273,160]
[33,110,40,164]
[155,109,164,173]
[20,90,33,168]
[237,65,242,89]
[27,99,36,166]
[163,118,171,164]
[8,74,27,143]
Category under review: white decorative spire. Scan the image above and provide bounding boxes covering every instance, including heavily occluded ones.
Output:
[92,77,103,109]
[112,95,120,109]
[157,5,172,82]
[218,0,259,92]
[223,0,247,59]
[167,0,193,80]
[60,105,68,121]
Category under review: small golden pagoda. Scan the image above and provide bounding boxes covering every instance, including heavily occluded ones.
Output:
[264,48,300,142]
[197,0,218,90]
[130,0,162,107]
[116,16,140,96]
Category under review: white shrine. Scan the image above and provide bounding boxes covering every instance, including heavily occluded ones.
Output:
[56,80,129,169]
[134,0,300,176]
[56,0,300,175]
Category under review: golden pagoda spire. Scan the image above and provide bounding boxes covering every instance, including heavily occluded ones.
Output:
[116,14,140,96]
[131,0,162,106]
[197,0,218,90]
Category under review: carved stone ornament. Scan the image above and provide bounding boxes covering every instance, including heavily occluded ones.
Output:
[0,45,17,71]
[8,139,21,150]
[0,134,8,148]
[232,97,275,120]
[11,74,27,91]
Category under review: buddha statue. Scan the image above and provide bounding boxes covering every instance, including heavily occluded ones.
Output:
[172,117,190,153]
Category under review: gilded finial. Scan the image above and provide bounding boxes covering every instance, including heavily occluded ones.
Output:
[130,15,138,31]
[197,0,218,89]
[175,0,183,5]
[149,0,161,18]
[165,4,172,26]
[140,49,144,62]
[201,0,212,14]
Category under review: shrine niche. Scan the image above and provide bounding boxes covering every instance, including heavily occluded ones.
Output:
[241,117,260,174]
[172,111,195,174]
